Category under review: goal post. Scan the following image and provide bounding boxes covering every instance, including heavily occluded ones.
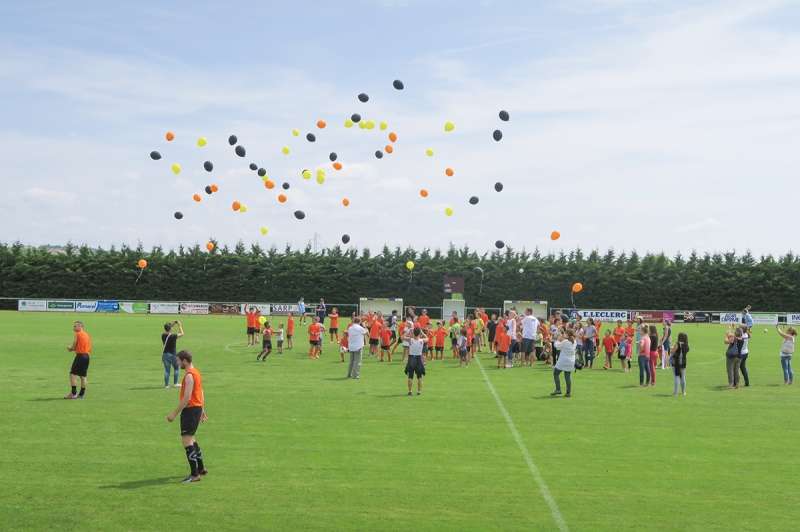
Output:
[503,300,548,320]
[359,298,403,318]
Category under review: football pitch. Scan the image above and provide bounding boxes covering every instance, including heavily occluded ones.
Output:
[2,312,799,531]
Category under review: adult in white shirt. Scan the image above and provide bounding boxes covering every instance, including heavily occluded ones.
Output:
[551,329,577,397]
[403,326,429,395]
[346,318,368,379]
[520,309,540,365]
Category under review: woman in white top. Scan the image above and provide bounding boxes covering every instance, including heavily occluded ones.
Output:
[551,328,577,397]
[739,325,750,387]
[583,318,597,369]
[776,325,797,385]
[403,327,429,395]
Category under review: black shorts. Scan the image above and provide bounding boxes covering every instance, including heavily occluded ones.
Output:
[521,338,536,355]
[451,337,458,347]
[287,334,293,339]
[390,331,397,342]
[247,327,257,335]
[180,406,202,436]
[330,328,338,334]
[488,333,495,343]
[381,344,390,351]
[70,354,90,377]
[404,355,426,378]
[309,340,320,346]
[262,340,272,349]
[535,346,544,360]
[498,350,507,357]
[369,338,380,346]
[435,346,444,352]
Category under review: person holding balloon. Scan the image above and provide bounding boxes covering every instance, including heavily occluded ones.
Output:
[551,328,578,397]
[244,306,261,348]
[256,319,274,361]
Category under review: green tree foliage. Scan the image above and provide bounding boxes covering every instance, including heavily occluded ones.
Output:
[1,241,798,311]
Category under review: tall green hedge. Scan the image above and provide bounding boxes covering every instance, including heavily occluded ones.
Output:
[1,241,798,312]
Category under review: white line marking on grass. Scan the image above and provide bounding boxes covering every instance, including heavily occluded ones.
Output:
[697,355,725,365]
[476,356,569,532]
[225,343,248,354]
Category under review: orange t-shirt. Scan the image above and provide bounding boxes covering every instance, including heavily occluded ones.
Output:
[75,331,91,355]
[601,336,616,353]
[380,329,392,346]
[498,332,511,353]
[370,320,382,339]
[180,367,203,407]
[287,317,295,334]
[434,328,447,347]
[595,321,603,338]
[481,314,489,325]
[308,324,321,341]
[330,314,339,329]
[246,310,259,328]
[449,318,457,327]
[613,327,625,343]
[625,326,635,338]
[340,336,349,350]
[418,315,430,329]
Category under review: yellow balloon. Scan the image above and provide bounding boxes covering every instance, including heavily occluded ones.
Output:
[197,137,207,147]
[379,121,388,130]
[345,119,354,128]
[426,149,434,156]
[261,174,269,182]
[261,226,268,235]
[292,129,299,136]
[358,120,366,129]
[445,206,453,216]
[406,261,415,270]
[282,146,290,154]
[171,163,181,174]
[365,120,375,130]
[302,170,311,179]
[239,205,247,213]
[258,316,267,324]
[316,175,325,184]
[316,169,325,177]
[444,121,455,132]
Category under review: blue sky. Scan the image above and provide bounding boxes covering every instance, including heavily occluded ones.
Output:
[1,0,799,256]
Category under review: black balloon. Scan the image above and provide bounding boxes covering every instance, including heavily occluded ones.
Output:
[249,163,258,171]
[499,110,510,121]
[174,212,183,220]
[306,133,316,142]
[358,93,369,103]
[282,182,290,190]
[375,150,383,159]
[351,113,361,123]
[493,129,503,141]
[204,186,212,195]
[494,182,504,192]
[228,135,238,145]
[329,152,337,162]
[469,196,479,205]
[203,161,213,172]
[473,266,483,275]
[294,210,305,220]
[257,168,266,177]
[393,79,404,90]
[235,145,246,157]
[341,234,351,244]
[150,151,162,160]
[495,240,505,249]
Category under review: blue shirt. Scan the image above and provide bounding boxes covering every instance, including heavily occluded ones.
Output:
[298,301,305,313]
[317,304,326,318]
[744,312,754,327]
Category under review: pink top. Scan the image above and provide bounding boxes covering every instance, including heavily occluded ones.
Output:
[625,342,633,357]
[638,335,651,356]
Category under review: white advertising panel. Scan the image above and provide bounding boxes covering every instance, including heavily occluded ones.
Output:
[151,302,181,314]
[18,300,47,311]
[271,303,300,315]
[240,304,271,315]
[719,312,742,324]
[576,309,628,321]
[75,301,98,313]
[180,302,210,315]
[749,313,778,325]
[787,314,800,325]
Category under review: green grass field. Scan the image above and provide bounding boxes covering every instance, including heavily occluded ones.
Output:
[2,311,799,531]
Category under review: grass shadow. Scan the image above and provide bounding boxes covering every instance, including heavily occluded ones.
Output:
[129,386,171,390]
[99,477,178,490]
[375,394,415,398]
[27,397,66,402]
[323,377,349,381]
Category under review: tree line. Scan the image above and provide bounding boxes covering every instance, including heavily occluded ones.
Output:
[1,241,798,313]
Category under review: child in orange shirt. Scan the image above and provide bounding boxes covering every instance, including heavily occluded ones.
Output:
[601,329,617,370]
[329,307,340,344]
[434,322,447,360]
[380,321,393,362]
[308,317,322,359]
[257,321,275,361]
[497,329,511,369]
[339,331,349,362]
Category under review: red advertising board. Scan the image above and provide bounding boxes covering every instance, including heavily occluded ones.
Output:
[631,311,675,323]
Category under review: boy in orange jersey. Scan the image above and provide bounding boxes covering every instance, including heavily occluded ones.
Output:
[308,317,323,359]
[368,313,382,358]
[339,331,349,362]
[425,323,435,361]
[601,329,617,370]
[328,307,340,344]
[418,309,430,330]
[380,320,393,362]
[167,350,208,483]
[245,305,260,347]
[624,320,636,345]
[497,327,511,369]
[257,321,275,361]
[65,321,91,399]
[434,321,448,360]
[613,320,625,360]
[286,312,295,350]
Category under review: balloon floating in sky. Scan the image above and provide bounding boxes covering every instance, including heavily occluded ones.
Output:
[150,151,162,160]
[174,212,183,220]
[261,227,268,235]
[282,146,290,154]
[206,242,215,251]
[302,169,311,179]
[420,189,428,197]
[444,121,455,132]
[228,135,237,145]
[258,167,266,177]
[138,259,147,269]
[249,163,258,171]
[358,93,369,103]
[375,150,383,159]
[445,168,454,177]
[493,130,503,142]
[345,119,354,128]
[204,161,213,172]
[406,261,414,270]
[499,110,510,121]
[282,182,290,190]
[193,194,201,202]
[232,201,241,211]
[258,316,267,325]
[385,145,393,154]
[365,120,375,130]
[358,120,366,130]
[469,196,479,205]
[329,152,338,162]
[316,175,325,184]
[495,240,505,249]
[294,210,305,220]
[393,79,404,90]
[197,137,207,147]
[551,231,561,241]
[166,132,175,141]
[445,206,453,216]
[351,113,361,123]
[341,234,351,244]
[210,184,218,192]
[264,180,275,189]
[473,266,483,275]
[239,205,247,213]
[379,121,388,130]
[389,132,397,143]
[317,120,326,129]
[519,269,524,273]
[205,186,212,195]
[572,283,583,293]
[494,182,504,192]
[235,145,246,157]
[292,128,300,137]
[426,149,434,156]
[278,194,287,203]
[333,162,342,170]
[172,163,181,174]
[342,198,350,207]
[306,133,316,142]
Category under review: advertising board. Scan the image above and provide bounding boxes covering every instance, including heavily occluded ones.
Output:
[180,302,210,315]
[719,312,742,324]
[150,302,180,314]
[271,304,299,315]
[47,301,76,312]
[575,309,628,321]
[119,302,148,314]
[238,303,271,316]
[18,300,47,311]
[75,301,98,313]
[96,301,119,312]
[682,311,712,323]
[631,311,675,323]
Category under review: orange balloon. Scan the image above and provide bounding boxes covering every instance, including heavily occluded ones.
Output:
[138,259,147,269]
[333,162,342,170]
[385,145,394,154]
[551,231,561,241]
[278,194,287,203]
[445,168,454,177]
[264,180,275,189]
[206,242,215,251]
[166,132,174,141]
[389,132,397,143]
[317,120,326,129]
[193,194,201,202]
[232,201,241,211]
[342,198,350,207]
[420,189,428,198]
[210,184,219,192]
[572,282,583,293]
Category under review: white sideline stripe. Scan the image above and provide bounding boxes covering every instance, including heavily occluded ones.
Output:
[476,356,569,532]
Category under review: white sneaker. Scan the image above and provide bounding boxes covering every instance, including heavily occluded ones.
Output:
[505,364,512,369]
[173,384,181,388]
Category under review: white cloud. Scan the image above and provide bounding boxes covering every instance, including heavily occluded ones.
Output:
[676,218,724,233]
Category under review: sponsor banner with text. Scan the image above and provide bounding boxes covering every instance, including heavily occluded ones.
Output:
[681,311,712,323]
[96,301,119,312]
[631,311,675,323]
[575,309,629,321]
[47,301,76,312]
[211,303,241,315]
[270,303,298,315]
[238,303,270,315]
[150,302,180,314]
[719,312,742,324]
[119,302,148,314]
[180,302,209,315]
[750,313,778,325]
[18,300,47,311]
[787,314,800,325]
[76,301,98,313]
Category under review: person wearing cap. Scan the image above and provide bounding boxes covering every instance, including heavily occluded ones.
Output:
[418,309,430,329]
